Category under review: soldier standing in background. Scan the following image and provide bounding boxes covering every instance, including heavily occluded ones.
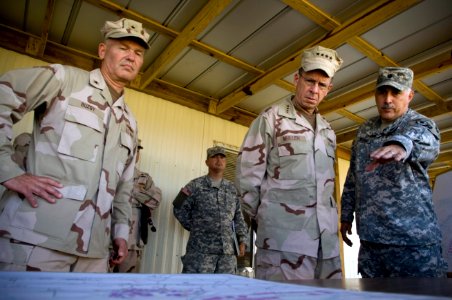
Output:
[173,146,248,274]
[235,46,343,281]
[111,139,162,273]
[0,18,149,272]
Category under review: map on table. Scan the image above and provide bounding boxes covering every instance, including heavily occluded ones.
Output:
[0,272,448,300]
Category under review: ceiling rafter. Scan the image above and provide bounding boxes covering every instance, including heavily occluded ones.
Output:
[215,0,420,115]
[84,0,253,72]
[83,0,293,87]
[139,0,233,89]
[25,0,55,57]
[329,51,452,147]
[434,151,452,165]
[283,0,451,124]
[430,167,452,180]
[319,49,452,115]
[1,0,450,173]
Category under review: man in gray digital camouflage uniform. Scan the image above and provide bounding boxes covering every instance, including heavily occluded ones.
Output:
[111,139,162,273]
[0,18,150,272]
[235,46,343,281]
[341,67,447,278]
[173,146,248,274]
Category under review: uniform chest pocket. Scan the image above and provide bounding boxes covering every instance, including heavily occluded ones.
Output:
[58,98,105,162]
[277,140,312,180]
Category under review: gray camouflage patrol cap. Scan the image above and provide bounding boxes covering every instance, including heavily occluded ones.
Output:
[101,18,150,49]
[376,67,413,91]
[301,45,343,77]
[207,146,226,158]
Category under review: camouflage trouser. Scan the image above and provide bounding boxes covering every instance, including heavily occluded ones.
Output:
[111,249,142,273]
[358,240,448,278]
[181,252,237,274]
[255,248,342,281]
[0,237,108,272]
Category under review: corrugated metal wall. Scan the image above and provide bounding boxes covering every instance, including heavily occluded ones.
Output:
[125,89,249,273]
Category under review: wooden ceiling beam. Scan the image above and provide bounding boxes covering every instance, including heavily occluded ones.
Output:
[216,0,420,114]
[284,0,445,125]
[85,0,296,99]
[83,0,178,37]
[337,145,351,160]
[440,130,452,143]
[429,167,452,181]
[434,151,452,164]
[0,19,258,128]
[319,50,452,115]
[140,0,233,88]
[348,38,448,106]
[25,0,55,57]
[0,24,99,70]
[216,56,300,114]
[84,0,272,77]
[336,109,366,124]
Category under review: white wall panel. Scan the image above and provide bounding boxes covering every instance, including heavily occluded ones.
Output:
[0,48,47,137]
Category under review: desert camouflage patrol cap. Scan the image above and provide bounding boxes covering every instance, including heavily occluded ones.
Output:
[101,18,150,49]
[376,67,413,91]
[13,132,31,149]
[301,45,343,77]
[207,146,226,158]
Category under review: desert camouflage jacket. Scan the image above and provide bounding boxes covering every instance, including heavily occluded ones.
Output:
[341,109,442,245]
[235,97,339,259]
[173,175,248,255]
[0,64,138,258]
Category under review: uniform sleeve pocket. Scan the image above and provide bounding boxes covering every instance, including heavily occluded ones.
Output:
[120,130,133,157]
[326,142,335,159]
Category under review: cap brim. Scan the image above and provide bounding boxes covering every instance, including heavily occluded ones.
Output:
[107,33,149,49]
[208,153,226,158]
[376,80,407,91]
[302,61,335,77]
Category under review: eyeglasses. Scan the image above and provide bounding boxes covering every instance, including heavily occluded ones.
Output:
[300,75,330,92]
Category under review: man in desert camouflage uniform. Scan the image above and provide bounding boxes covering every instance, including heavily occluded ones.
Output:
[0,18,150,272]
[173,146,248,274]
[341,67,447,277]
[111,139,162,273]
[235,46,343,281]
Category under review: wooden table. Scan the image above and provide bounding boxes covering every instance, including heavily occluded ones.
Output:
[287,278,452,298]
